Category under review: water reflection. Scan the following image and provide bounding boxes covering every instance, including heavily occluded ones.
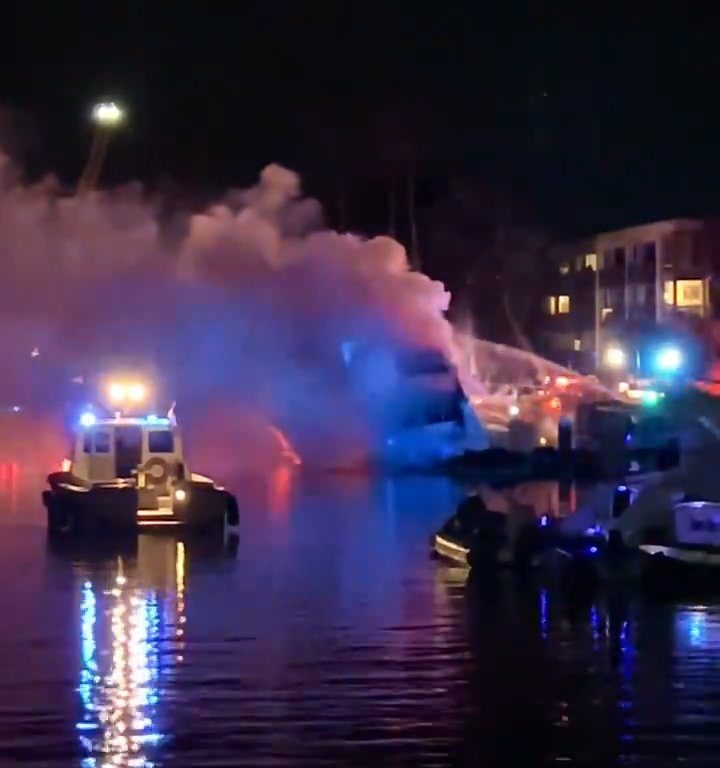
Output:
[8,475,720,765]
[68,534,236,767]
[76,544,182,766]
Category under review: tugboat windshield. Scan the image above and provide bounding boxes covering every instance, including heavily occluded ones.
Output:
[148,430,174,454]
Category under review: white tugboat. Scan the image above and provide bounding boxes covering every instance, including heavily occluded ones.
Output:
[43,377,239,535]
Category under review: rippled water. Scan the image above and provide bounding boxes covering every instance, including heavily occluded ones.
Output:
[3,459,720,766]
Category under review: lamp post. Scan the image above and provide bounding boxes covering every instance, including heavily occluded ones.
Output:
[78,101,125,194]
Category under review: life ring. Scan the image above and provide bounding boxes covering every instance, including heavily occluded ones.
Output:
[142,457,170,486]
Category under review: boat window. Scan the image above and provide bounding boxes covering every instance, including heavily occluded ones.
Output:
[83,432,92,453]
[94,430,111,454]
[148,430,174,453]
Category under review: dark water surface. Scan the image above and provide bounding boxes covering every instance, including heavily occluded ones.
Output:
[3,461,720,766]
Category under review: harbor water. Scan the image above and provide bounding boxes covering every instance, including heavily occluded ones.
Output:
[2,459,720,766]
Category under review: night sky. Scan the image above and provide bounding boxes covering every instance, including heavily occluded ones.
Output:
[1,3,719,236]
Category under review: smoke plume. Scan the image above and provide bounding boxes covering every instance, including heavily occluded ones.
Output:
[0,155,455,473]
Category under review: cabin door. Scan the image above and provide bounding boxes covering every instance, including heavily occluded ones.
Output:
[114,426,143,478]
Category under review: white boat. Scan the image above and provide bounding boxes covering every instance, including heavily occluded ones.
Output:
[43,378,238,536]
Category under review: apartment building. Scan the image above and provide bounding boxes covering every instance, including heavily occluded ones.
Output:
[540,218,719,371]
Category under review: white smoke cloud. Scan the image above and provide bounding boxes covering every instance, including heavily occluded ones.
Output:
[0,153,456,471]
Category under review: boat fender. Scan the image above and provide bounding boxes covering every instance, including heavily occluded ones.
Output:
[142,457,170,486]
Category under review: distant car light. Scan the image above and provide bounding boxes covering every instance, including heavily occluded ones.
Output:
[508,404,520,417]
[618,381,629,393]
[174,488,187,503]
[80,411,96,428]
[555,376,569,388]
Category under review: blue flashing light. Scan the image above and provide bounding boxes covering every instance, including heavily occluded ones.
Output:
[589,546,599,555]
[585,524,605,536]
[145,415,169,425]
[655,345,683,374]
[617,485,628,493]
[79,411,96,428]
[540,515,549,527]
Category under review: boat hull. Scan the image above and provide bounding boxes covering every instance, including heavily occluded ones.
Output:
[432,531,517,569]
[43,480,238,536]
[433,532,471,566]
[548,537,720,590]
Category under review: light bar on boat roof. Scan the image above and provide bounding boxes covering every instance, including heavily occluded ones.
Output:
[145,414,169,424]
[79,412,170,427]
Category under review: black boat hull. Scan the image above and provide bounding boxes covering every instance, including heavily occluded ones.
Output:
[43,481,238,536]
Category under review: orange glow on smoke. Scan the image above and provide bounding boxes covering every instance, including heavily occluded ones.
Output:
[268,464,294,519]
[267,426,302,466]
[0,462,19,513]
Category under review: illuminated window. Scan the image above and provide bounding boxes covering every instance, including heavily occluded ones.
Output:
[601,307,613,320]
[573,338,582,351]
[558,295,570,314]
[663,280,675,305]
[584,253,597,271]
[559,263,570,275]
[676,279,703,308]
[547,296,557,315]
[575,255,584,271]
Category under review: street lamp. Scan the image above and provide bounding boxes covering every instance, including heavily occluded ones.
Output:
[91,102,124,127]
[78,101,125,193]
